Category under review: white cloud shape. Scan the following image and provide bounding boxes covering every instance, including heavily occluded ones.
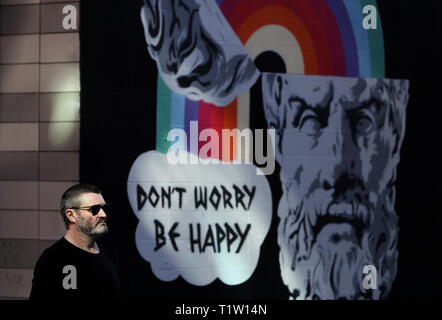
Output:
[127,150,272,286]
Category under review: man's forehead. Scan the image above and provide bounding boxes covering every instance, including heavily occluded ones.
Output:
[287,77,379,106]
[79,192,104,204]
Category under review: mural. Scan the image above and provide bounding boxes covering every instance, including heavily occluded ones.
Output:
[140,0,260,107]
[125,0,410,299]
[262,74,408,299]
[140,0,387,155]
[127,151,272,286]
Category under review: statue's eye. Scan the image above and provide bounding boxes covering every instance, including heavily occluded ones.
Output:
[299,111,321,136]
[355,114,374,134]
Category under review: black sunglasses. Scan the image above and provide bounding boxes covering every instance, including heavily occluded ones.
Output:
[70,203,110,216]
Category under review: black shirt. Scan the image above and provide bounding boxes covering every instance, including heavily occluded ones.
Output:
[29,237,120,299]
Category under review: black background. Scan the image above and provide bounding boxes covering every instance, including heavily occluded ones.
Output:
[80,0,442,299]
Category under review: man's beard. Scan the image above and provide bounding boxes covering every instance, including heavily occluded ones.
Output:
[77,216,108,239]
[277,189,399,300]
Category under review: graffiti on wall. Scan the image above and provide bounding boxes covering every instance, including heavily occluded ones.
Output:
[128,151,272,286]
[262,74,408,299]
[127,0,410,299]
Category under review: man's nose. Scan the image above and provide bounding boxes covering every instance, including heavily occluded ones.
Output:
[97,208,107,218]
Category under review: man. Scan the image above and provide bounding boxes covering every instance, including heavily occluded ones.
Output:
[29,183,120,299]
[262,73,409,299]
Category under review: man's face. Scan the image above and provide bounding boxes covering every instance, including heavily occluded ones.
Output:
[74,193,108,238]
[263,74,408,299]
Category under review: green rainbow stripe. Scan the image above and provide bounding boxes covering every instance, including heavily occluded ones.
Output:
[156,76,171,153]
[361,0,385,77]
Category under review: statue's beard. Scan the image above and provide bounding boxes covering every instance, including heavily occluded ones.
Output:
[277,190,399,300]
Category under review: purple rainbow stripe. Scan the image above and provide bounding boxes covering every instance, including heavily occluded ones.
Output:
[326,0,359,76]
[184,99,199,154]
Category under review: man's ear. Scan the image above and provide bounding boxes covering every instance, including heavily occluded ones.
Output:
[65,209,77,224]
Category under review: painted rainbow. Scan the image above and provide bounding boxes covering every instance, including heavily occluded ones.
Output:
[155,0,385,159]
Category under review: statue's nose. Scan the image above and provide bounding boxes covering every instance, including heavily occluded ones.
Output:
[320,106,360,189]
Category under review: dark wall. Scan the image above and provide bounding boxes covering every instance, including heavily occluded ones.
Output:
[378,0,442,299]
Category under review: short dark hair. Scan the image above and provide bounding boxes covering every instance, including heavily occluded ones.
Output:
[60,183,102,229]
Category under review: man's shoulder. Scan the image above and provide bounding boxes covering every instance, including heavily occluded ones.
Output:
[37,237,69,263]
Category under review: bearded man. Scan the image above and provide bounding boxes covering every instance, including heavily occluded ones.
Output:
[29,183,120,299]
[262,73,409,299]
